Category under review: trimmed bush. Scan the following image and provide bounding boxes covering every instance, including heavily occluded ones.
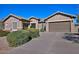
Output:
[7,30,32,47]
[26,28,40,38]
[7,28,40,47]
[40,28,45,32]
[0,30,10,37]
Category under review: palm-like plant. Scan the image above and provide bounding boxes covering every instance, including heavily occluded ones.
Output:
[77,15,79,23]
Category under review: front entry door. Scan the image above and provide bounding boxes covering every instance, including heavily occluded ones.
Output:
[31,23,36,28]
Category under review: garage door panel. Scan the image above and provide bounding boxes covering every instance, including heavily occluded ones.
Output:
[49,22,71,32]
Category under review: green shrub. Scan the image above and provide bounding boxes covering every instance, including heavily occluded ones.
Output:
[0,30,10,37]
[7,28,40,47]
[24,27,28,30]
[26,28,40,38]
[40,28,45,32]
[7,30,32,47]
[0,22,4,30]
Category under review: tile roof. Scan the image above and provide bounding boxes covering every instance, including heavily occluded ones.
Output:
[44,11,76,21]
[3,14,29,22]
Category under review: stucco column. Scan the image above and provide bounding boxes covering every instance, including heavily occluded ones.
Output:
[36,22,39,29]
[46,22,49,32]
[71,20,76,33]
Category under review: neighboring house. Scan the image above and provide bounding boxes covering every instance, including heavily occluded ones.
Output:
[44,11,76,32]
[3,14,29,31]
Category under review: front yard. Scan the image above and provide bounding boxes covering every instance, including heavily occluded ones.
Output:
[1,31,79,53]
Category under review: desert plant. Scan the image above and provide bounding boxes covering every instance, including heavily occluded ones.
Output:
[77,14,79,23]
[0,30,10,37]
[26,28,40,38]
[40,28,45,32]
[0,21,4,30]
[7,30,32,47]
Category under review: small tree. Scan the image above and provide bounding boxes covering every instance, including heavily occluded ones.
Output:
[0,21,4,30]
[77,15,79,23]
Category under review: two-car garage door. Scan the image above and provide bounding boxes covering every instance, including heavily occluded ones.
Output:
[49,21,71,32]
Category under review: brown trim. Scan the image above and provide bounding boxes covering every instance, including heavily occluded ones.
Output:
[48,20,71,23]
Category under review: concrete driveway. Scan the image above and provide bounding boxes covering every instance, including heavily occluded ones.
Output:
[0,37,13,53]
[6,32,79,54]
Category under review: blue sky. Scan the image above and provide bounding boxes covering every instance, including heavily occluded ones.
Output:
[0,4,79,23]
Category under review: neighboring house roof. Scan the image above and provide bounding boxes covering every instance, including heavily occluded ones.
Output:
[3,14,29,23]
[29,16,40,21]
[44,11,76,21]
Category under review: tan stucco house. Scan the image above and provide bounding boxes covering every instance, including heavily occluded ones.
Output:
[44,11,76,32]
[2,11,79,32]
[3,14,29,31]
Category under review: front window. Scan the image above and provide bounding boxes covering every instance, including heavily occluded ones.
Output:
[13,22,17,29]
